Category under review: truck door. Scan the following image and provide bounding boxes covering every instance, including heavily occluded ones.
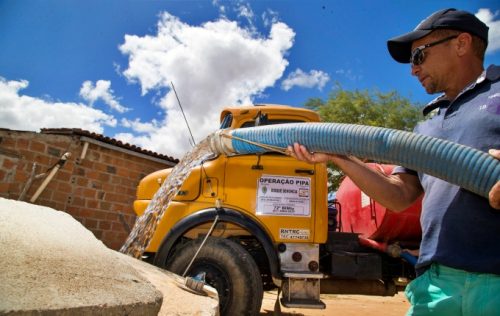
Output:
[223,153,328,243]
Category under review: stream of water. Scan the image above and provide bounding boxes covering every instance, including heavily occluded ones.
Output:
[120,137,216,258]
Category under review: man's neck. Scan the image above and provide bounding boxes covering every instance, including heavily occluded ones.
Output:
[444,65,484,101]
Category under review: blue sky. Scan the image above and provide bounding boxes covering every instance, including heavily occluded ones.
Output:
[1,0,499,158]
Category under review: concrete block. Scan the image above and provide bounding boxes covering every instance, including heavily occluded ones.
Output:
[0,198,218,315]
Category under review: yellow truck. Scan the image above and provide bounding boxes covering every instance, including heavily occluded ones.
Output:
[133,104,420,316]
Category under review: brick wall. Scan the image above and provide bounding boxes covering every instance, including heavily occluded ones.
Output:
[0,129,176,250]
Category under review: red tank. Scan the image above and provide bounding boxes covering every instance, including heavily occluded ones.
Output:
[335,164,422,244]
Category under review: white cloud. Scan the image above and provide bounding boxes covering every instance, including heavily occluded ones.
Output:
[236,2,254,20]
[281,69,330,91]
[335,68,363,81]
[262,9,280,28]
[79,80,130,113]
[212,0,226,16]
[236,2,257,35]
[476,8,500,54]
[120,118,159,134]
[118,12,295,157]
[0,77,116,133]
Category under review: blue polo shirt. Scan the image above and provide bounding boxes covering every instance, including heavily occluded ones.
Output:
[394,65,500,275]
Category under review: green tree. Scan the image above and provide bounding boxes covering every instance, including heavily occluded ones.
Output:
[305,85,424,192]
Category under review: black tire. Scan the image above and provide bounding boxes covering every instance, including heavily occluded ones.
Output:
[166,237,263,316]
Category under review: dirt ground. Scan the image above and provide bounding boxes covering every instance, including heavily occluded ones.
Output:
[260,291,410,316]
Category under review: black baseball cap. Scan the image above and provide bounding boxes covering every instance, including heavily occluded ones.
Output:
[387,8,489,63]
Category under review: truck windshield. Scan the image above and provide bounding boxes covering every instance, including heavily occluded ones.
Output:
[219,112,305,129]
[240,119,304,128]
[220,113,233,129]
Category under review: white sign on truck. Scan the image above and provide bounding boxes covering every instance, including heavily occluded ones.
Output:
[256,175,311,216]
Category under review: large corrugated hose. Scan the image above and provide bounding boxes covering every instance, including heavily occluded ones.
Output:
[208,122,500,199]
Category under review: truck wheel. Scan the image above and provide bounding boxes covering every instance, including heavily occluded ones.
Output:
[166,237,263,316]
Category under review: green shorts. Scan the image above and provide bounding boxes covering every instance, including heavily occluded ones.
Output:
[405,263,500,316]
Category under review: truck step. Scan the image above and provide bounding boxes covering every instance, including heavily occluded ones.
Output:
[281,298,326,309]
[282,272,324,279]
[280,273,325,309]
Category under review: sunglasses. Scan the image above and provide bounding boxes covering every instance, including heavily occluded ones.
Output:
[410,35,458,66]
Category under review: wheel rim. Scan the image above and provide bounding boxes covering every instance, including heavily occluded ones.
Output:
[188,259,233,314]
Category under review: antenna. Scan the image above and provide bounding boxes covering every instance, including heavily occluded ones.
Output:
[171,81,196,147]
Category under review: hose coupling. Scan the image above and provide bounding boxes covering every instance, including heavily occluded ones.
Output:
[208,130,236,156]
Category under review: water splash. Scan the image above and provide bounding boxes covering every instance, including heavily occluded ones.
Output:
[120,137,216,258]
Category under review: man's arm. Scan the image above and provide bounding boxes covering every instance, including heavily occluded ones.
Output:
[488,149,500,210]
[288,143,423,212]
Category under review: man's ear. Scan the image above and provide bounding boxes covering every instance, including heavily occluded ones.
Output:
[456,32,473,57]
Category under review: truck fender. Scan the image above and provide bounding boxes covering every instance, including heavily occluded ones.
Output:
[153,207,281,281]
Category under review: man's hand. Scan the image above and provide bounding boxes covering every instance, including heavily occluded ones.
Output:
[488,149,500,210]
[287,143,334,164]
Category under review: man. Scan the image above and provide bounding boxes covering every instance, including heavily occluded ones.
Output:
[289,8,499,316]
